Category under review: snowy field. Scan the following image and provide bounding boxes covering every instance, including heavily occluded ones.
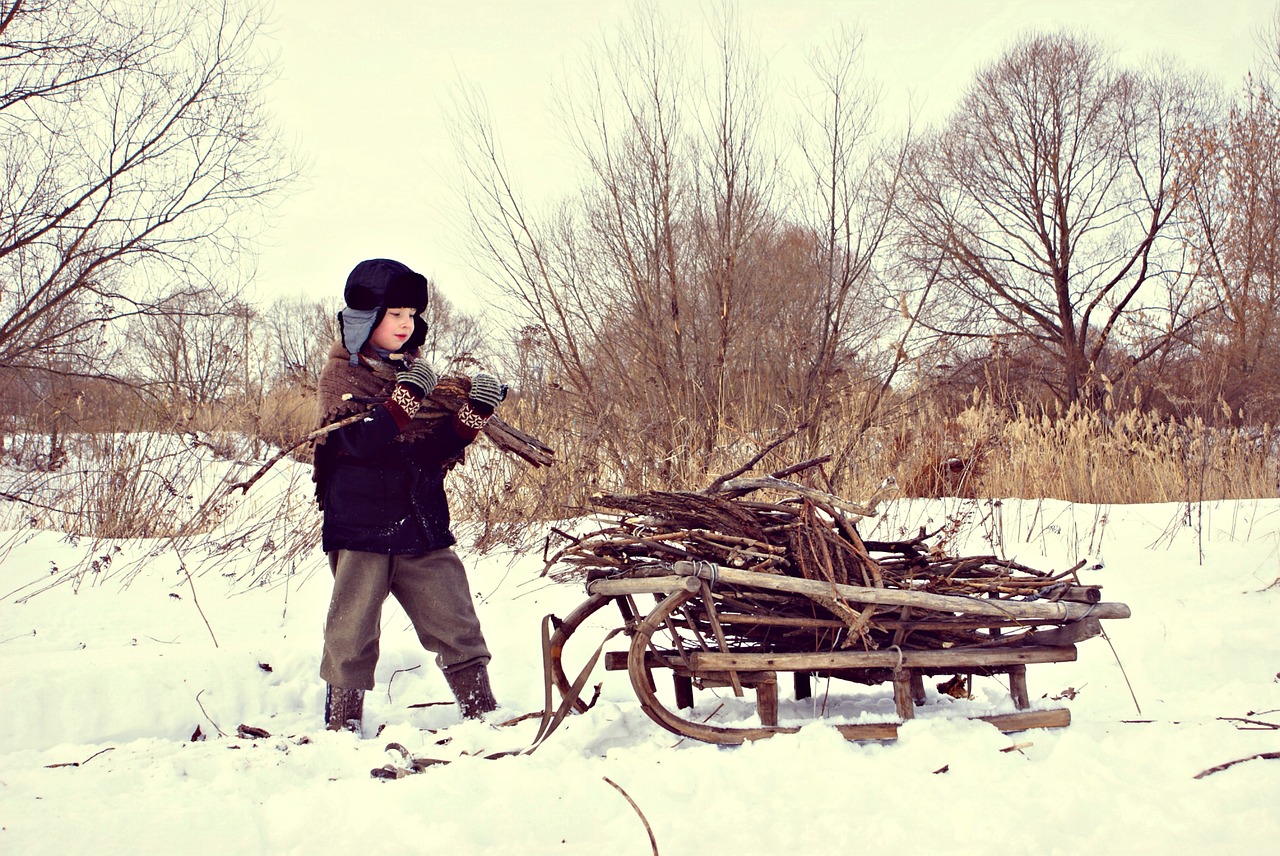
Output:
[1,452,1278,855]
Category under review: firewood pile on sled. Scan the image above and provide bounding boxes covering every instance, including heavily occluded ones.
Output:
[543,461,1130,745]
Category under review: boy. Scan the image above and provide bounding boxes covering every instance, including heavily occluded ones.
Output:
[312,258,504,733]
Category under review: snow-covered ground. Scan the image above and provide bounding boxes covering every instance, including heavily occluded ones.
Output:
[1,453,1278,855]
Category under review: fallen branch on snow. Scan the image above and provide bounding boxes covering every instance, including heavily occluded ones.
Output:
[1193,751,1280,779]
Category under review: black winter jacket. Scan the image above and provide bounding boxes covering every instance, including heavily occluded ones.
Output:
[315,406,471,555]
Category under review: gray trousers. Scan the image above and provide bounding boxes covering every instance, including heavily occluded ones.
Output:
[320,547,491,690]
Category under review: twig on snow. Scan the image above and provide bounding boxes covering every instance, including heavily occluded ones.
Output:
[173,542,217,648]
[603,776,659,856]
[1193,751,1280,779]
[1216,716,1280,730]
[195,689,227,738]
[45,747,115,769]
[387,664,421,702]
[1100,625,1141,716]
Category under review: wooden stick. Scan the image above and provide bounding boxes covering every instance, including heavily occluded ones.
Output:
[672,561,1131,622]
[588,576,701,596]
[703,423,809,494]
[1024,617,1102,645]
[699,580,744,697]
[769,455,832,479]
[713,476,883,518]
[343,392,555,467]
[711,613,1054,633]
[980,709,1071,732]
[227,409,373,495]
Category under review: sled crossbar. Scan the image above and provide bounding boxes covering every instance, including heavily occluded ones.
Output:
[683,644,1077,671]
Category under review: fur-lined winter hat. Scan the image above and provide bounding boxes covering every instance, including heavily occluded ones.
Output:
[338,258,429,364]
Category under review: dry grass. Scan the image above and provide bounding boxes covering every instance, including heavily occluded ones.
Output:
[1,429,275,539]
[862,399,1278,504]
[5,385,1276,557]
[484,393,1280,517]
[251,387,319,461]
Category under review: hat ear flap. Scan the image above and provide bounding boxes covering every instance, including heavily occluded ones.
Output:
[338,307,380,362]
[403,315,428,352]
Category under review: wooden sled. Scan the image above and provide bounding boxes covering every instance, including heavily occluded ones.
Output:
[549,560,1129,745]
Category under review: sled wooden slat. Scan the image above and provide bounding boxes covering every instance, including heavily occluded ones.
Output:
[684,644,1077,672]
[604,645,1078,672]
[831,722,901,740]
[979,708,1071,732]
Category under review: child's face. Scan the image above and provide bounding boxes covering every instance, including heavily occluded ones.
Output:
[369,307,418,352]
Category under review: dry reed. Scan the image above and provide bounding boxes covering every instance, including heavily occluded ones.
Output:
[5,386,1276,557]
[485,394,1279,517]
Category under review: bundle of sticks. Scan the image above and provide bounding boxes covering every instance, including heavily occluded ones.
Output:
[545,465,1096,653]
[415,375,555,467]
[222,375,554,501]
[344,375,555,467]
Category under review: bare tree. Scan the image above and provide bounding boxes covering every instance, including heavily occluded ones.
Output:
[418,281,488,376]
[449,2,700,480]
[898,32,1210,405]
[789,27,914,444]
[260,296,337,391]
[451,5,914,487]
[1169,13,1280,423]
[0,0,295,373]
[128,291,252,411]
[685,3,779,457]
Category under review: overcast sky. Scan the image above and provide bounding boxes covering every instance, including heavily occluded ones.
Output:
[255,0,1278,316]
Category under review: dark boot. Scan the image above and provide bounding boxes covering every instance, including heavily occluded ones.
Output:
[444,662,497,720]
[325,684,365,734]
